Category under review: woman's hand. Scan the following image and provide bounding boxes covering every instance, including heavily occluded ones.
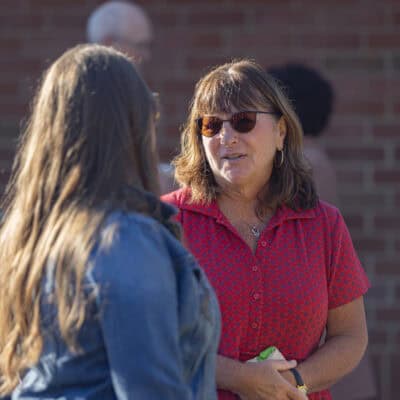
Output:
[216,355,307,400]
[236,359,308,400]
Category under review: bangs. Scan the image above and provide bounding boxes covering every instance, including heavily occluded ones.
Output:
[195,70,267,116]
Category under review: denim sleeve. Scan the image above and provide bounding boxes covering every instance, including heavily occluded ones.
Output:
[91,215,193,400]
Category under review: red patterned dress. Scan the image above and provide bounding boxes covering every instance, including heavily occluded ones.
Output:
[162,188,370,400]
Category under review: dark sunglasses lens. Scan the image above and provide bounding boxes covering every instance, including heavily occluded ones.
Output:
[231,112,257,133]
[200,116,222,137]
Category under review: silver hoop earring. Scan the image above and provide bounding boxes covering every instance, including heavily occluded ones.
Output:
[276,148,284,168]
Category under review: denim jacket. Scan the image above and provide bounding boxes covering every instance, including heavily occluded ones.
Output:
[7,207,220,399]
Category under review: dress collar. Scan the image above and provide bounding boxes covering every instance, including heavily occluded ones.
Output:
[167,188,317,229]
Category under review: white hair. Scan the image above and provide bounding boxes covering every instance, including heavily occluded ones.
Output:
[86,1,150,43]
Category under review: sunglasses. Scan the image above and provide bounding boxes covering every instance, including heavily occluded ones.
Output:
[196,111,280,138]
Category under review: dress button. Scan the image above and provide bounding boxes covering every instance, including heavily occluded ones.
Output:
[251,322,258,329]
[260,240,267,247]
[252,265,258,272]
[253,293,260,300]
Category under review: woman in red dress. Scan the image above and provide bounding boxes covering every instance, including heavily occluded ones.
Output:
[162,59,370,400]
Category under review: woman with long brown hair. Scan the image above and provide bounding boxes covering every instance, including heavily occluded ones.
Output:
[0,44,220,399]
[162,59,369,400]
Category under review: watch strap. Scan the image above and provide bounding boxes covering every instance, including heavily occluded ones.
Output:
[289,367,308,394]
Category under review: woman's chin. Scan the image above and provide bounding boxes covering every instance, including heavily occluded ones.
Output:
[218,173,250,189]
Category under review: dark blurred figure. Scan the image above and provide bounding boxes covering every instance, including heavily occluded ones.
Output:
[268,63,337,204]
[268,63,377,400]
[87,0,175,193]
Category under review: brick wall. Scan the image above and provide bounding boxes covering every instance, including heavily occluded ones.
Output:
[1,0,399,398]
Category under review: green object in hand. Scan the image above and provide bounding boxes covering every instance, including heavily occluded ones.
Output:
[247,345,286,363]
[257,346,278,361]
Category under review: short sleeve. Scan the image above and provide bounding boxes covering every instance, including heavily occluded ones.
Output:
[327,211,370,309]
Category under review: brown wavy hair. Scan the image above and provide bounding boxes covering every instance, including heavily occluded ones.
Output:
[0,44,165,394]
[174,59,317,213]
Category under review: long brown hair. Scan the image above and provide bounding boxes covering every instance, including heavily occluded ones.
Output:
[0,44,161,394]
[174,59,317,212]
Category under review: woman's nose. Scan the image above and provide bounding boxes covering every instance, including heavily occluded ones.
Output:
[219,121,238,145]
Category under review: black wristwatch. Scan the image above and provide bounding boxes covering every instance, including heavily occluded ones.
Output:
[290,367,308,394]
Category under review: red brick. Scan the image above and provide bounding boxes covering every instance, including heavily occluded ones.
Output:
[327,147,385,161]
[0,0,25,6]
[367,283,388,301]
[0,38,23,53]
[0,103,27,118]
[372,123,400,139]
[190,33,223,48]
[390,355,400,397]
[165,124,182,139]
[369,78,391,99]
[376,307,400,323]
[294,33,361,50]
[333,76,374,98]
[33,1,88,11]
[336,169,363,185]
[44,14,87,29]
[157,31,190,48]
[374,169,400,184]
[316,6,385,27]
[374,215,400,230]
[395,146,400,160]
[393,55,400,70]
[162,79,193,94]
[353,238,385,253]
[0,82,19,96]
[324,56,384,72]
[340,193,385,208]
[0,14,45,30]
[393,100,400,114]
[325,121,365,138]
[250,9,315,27]
[335,99,385,116]
[368,33,400,49]
[185,55,231,72]
[395,192,400,207]
[342,214,364,230]
[0,60,43,77]
[187,11,245,26]
[375,260,399,275]
[394,11,400,27]
[232,32,292,48]
[149,10,179,26]
[163,0,231,3]
[369,329,387,346]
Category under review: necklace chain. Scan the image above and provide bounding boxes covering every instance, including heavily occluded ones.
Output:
[250,224,261,238]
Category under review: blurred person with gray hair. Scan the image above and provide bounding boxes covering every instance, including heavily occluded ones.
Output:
[86,0,175,193]
[87,0,152,70]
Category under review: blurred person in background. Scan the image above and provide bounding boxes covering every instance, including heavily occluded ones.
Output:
[267,63,337,205]
[162,59,370,400]
[87,0,175,193]
[0,44,220,400]
[268,62,377,400]
[87,0,152,71]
